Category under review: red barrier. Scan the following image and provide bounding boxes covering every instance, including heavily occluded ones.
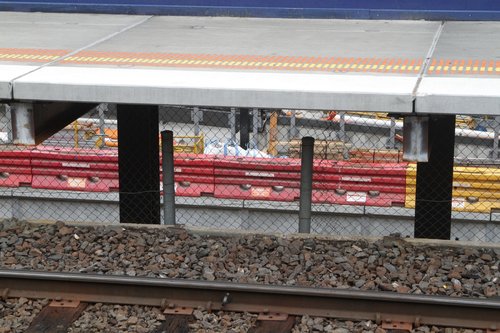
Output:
[30,147,119,192]
[0,150,32,187]
[213,156,407,206]
[0,148,407,207]
[170,153,215,197]
[311,161,407,206]
[213,156,302,201]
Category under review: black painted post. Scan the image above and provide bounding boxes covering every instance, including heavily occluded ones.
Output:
[239,108,250,149]
[414,115,455,239]
[161,130,176,226]
[117,104,160,224]
[299,137,315,233]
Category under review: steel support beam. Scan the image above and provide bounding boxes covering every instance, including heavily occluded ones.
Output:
[415,115,456,240]
[9,102,96,145]
[117,104,160,224]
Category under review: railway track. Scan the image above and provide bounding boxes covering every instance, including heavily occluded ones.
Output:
[0,269,499,332]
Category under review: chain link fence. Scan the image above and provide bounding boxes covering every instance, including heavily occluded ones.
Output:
[0,102,499,243]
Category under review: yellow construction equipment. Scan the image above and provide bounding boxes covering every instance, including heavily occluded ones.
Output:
[95,128,204,154]
[405,164,500,213]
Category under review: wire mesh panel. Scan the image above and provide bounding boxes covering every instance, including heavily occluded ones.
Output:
[0,102,499,243]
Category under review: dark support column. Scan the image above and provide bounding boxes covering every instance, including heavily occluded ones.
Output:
[239,108,250,149]
[161,130,176,226]
[299,137,315,233]
[415,115,456,239]
[117,104,160,224]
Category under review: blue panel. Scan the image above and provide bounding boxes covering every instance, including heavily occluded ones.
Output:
[0,0,499,20]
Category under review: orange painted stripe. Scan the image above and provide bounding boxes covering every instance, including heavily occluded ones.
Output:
[1,48,499,76]
[450,59,459,74]
[0,48,67,62]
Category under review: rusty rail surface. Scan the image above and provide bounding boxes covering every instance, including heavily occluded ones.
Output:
[0,269,499,330]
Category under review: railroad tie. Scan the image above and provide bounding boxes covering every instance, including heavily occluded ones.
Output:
[248,314,296,333]
[25,300,87,333]
[153,314,192,333]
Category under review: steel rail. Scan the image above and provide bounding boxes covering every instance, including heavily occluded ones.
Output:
[0,269,499,330]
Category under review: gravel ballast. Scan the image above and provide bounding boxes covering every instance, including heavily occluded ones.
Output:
[0,219,499,332]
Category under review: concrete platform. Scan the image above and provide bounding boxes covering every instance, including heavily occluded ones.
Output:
[0,12,499,113]
[417,22,500,115]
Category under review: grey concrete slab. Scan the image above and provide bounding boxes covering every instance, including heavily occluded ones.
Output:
[12,66,418,112]
[0,12,148,99]
[430,22,500,71]
[89,17,439,60]
[0,65,34,98]
[10,15,439,112]
[0,12,149,65]
[416,77,500,115]
[416,22,500,116]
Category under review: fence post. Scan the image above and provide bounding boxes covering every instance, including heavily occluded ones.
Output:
[299,136,314,233]
[192,106,201,136]
[493,116,500,160]
[339,112,349,159]
[229,108,237,143]
[252,108,259,147]
[161,130,176,225]
[388,117,396,149]
[240,108,250,149]
[98,104,106,148]
[289,110,298,140]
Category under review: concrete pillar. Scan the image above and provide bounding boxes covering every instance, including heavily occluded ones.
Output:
[117,104,160,224]
[415,115,456,239]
